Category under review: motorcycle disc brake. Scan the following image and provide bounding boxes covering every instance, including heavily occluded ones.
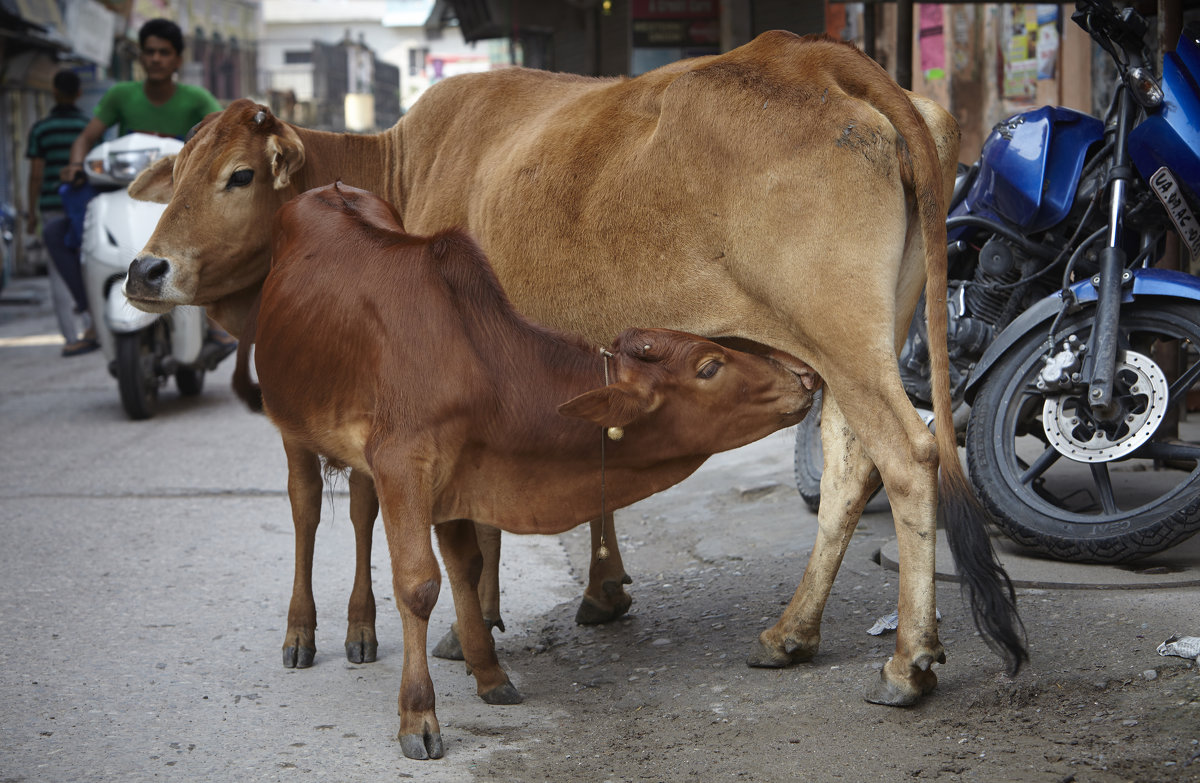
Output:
[1042,350,1170,462]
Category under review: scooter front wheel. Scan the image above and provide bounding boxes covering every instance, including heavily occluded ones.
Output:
[115,322,166,420]
[965,300,1200,562]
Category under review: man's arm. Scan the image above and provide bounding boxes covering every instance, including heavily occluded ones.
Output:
[26,157,44,234]
[60,117,110,182]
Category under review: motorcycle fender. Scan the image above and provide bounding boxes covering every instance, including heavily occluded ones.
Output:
[962,267,1200,403]
[106,284,160,334]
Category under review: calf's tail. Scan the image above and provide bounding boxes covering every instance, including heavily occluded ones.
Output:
[231,293,263,413]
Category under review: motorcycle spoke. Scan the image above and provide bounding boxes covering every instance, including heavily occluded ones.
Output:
[1135,439,1200,464]
[1018,442,1061,486]
[1167,356,1200,402]
[1088,462,1120,515]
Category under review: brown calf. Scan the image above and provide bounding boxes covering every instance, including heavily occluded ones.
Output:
[244,183,815,759]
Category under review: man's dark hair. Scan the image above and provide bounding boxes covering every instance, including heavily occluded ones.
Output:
[52,69,81,97]
[139,18,185,56]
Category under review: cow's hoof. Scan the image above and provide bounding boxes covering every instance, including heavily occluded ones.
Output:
[863,666,937,707]
[345,638,377,664]
[282,644,316,669]
[431,628,464,661]
[481,680,523,705]
[745,636,816,668]
[575,576,634,625]
[399,730,444,760]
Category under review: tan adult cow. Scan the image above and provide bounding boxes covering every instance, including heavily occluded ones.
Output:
[126,31,1026,708]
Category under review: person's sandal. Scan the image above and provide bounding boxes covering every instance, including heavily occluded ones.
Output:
[62,337,99,357]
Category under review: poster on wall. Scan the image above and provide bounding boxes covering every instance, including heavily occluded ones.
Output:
[1003,4,1039,100]
[919,5,946,82]
[1036,4,1061,80]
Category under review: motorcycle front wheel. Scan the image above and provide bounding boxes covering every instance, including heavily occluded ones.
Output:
[965,300,1200,562]
[115,321,167,420]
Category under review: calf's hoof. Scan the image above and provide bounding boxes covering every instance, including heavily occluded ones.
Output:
[282,644,316,669]
[431,618,504,661]
[745,634,817,669]
[481,680,523,705]
[399,729,444,760]
[574,576,634,625]
[863,661,939,707]
[345,638,378,664]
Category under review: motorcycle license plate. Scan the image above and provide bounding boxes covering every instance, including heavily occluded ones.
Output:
[1149,166,1200,261]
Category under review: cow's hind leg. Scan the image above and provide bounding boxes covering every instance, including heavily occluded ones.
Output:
[435,520,522,705]
[374,460,444,760]
[575,513,633,625]
[344,469,379,663]
[748,393,879,668]
[749,388,945,706]
[281,438,322,669]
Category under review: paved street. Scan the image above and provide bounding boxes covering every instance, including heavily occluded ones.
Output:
[2,274,1198,782]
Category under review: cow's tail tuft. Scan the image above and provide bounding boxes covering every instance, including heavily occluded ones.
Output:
[231,294,263,413]
[940,466,1028,675]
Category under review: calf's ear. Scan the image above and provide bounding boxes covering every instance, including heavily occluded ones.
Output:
[266,124,306,189]
[558,383,656,427]
[128,155,177,204]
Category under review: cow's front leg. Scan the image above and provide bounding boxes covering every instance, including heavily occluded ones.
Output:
[748,395,876,669]
[435,520,522,705]
[575,513,633,625]
[375,464,443,760]
[282,439,322,669]
[344,469,379,664]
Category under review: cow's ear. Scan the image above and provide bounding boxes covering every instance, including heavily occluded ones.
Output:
[557,383,658,427]
[266,125,305,189]
[128,155,177,203]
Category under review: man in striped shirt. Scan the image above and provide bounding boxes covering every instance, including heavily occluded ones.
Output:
[26,70,96,356]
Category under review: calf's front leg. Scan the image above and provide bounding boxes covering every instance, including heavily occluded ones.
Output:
[435,520,522,705]
[375,463,443,760]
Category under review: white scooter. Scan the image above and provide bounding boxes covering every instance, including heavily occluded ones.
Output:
[77,133,234,419]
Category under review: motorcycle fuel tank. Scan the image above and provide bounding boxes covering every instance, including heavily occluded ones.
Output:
[952,106,1103,235]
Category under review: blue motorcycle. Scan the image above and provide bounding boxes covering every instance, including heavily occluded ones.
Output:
[796,0,1200,562]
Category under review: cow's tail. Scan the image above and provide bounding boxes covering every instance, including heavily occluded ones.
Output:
[830,37,1028,675]
[231,294,264,413]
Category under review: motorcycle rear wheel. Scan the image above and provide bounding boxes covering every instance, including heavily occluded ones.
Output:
[116,322,166,420]
[965,300,1200,562]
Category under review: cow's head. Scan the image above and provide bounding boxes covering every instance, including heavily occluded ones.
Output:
[124,99,306,329]
[558,328,819,459]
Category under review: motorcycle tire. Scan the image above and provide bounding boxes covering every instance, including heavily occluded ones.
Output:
[965,300,1200,563]
[793,390,824,512]
[176,367,205,396]
[115,323,165,420]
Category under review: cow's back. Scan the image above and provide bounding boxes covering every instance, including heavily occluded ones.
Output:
[397,31,958,358]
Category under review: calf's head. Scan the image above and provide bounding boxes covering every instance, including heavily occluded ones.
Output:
[558,328,818,459]
[124,100,305,316]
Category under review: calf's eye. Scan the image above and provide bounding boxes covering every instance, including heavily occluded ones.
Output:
[226,169,254,189]
[697,360,722,379]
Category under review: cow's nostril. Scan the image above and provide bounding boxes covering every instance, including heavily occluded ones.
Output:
[130,255,170,286]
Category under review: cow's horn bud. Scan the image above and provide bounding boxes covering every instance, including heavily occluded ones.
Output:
[607,426,624,441]
[253,110,267,125]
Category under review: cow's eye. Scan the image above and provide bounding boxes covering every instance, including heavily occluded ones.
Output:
[226,169,254,189]
[697,360,722,379]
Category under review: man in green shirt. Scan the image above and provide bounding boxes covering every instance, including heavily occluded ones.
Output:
[53,18,230,356]
[61,18,222,179]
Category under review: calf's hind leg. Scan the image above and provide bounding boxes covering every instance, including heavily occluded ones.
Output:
[281,438,322,669]
[344,469,379,664]
[575,513,634,625]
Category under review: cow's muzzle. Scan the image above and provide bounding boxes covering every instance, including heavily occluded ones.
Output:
[124,254,175,312]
